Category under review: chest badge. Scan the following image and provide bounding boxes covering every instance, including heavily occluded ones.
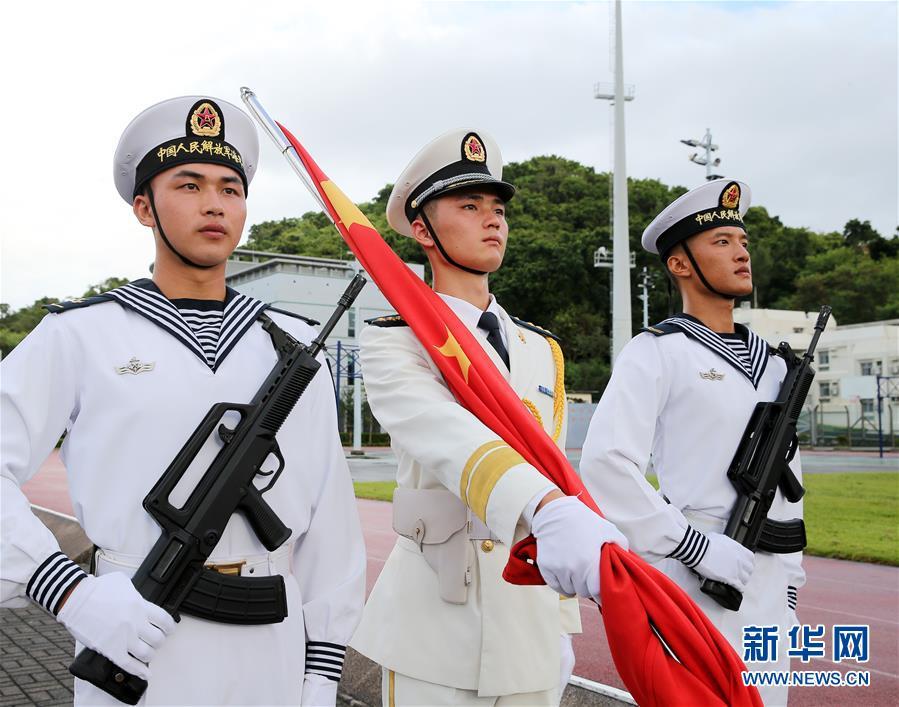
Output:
[115,357,156,375]
[538,385,554,398]
[699,368,725,381]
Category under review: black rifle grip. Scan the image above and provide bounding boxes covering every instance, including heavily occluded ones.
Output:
[699,576,744,611]
[240,485,291,552]
[69,646,147,705]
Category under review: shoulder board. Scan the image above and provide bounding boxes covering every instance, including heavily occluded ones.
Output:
[42,293,115,314]
[510,316,561,343]
[265,306,320,326]
[365,314,409,327]
[641,322,682,337]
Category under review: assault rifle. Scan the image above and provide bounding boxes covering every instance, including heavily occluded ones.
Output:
[69,274,366,704]
[700,305,831,611]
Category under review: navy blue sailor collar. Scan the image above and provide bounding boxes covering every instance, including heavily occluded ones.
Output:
[104,278,268,372]
[655,312,772,388]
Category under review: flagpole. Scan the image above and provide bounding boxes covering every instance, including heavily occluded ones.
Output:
[240,87,330,215]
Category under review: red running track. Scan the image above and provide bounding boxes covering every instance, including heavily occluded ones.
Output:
[24,454,899,705]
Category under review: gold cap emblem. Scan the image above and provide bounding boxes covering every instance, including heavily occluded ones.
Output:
[190,102,222,137]
[463,134,486,162]
[720,183,741,210]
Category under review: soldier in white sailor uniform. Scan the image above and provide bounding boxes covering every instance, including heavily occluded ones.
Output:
[350,129,627,706]
[0,95,365,706]
[580,179,804,705]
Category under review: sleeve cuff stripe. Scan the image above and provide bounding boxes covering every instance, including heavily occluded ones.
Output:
[306,669,341,683]
[669,527,708,568]
[27,554,87,615]
[306,641,347,652]
[307,648,345,659]
[25,552,65,595]
[28,552,68,601]
[35,559,81,607]
[307,657,344,668]
[46,568,86,615]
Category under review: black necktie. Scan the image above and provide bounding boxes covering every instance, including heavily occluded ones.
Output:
[478,311,510,370]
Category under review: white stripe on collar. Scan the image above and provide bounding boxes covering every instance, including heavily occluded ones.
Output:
[661,315,770,388]
[104,280,267,371]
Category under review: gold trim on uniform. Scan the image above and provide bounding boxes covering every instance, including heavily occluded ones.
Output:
[547,338,566,443]
[521,398,543,428]
[467,446,526,523]
[190,101,222,137]
[459,440,506,505]
[388,669,396,707]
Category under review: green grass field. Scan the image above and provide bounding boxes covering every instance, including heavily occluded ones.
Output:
[353,481,397,502]
[354,472,899,565]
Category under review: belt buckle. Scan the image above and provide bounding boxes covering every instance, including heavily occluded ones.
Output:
[205,560,246,576]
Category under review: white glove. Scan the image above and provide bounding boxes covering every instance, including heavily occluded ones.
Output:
[694,532,755,592]
[531,496,629,601]
[559,633,575,697]
[301,673,338,707]
[57,572,175,680]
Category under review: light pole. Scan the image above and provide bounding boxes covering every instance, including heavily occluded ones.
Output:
[594,0,633,363]
[638,266,654,329]
[680,128,724,181]
[594,246,636,359]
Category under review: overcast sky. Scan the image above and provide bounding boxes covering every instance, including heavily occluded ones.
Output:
[1,0,895,310]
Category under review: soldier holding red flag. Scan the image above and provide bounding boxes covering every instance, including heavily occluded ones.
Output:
[350,128,627,706]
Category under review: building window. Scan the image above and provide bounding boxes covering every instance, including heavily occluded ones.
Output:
[860,361,882,376]
[819,349,830,371]
[861,399,875,414]
[819,381,831,400]
[793,327,805,334]
[348,309,356,338]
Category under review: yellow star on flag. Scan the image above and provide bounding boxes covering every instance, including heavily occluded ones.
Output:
[435,328,471,384]
[321,181,375,230]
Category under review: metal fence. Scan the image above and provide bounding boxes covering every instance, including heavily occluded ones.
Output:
[798,404,897,448]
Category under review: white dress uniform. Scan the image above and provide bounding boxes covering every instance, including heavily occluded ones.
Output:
[351,294,581,701]
[1,94,366,706]
[580,179,804,707]
[351,127,582,705]
[0,281,366,705]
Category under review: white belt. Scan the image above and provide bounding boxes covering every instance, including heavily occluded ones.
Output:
[94,542,294,579]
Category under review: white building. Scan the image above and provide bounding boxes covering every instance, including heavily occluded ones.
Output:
[225,248,425,350]
[734,304,899,444]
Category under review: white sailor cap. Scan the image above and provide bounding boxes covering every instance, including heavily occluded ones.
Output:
[113,95,259,205]
[386,128,515,237]
[642,178,751,256]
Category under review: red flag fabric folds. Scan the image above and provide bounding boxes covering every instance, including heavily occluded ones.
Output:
[276,121,761,707]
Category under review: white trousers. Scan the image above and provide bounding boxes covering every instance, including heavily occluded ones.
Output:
[382,668,560,707]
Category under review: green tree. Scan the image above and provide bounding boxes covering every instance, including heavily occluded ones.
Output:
[782,246,899,323]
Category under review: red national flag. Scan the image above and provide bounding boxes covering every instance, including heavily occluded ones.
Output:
[277,121,761,707]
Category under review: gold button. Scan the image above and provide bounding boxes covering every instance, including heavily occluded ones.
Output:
[481,540,494,552]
